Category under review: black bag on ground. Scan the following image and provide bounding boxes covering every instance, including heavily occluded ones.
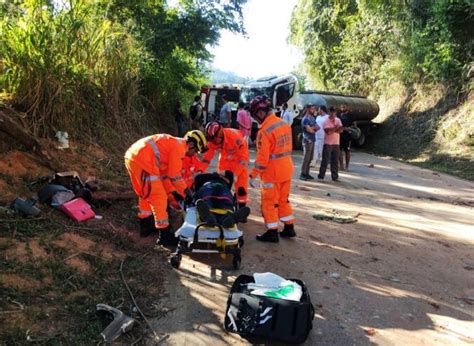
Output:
[224,274,314,344]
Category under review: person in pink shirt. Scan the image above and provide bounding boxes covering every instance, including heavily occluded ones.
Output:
[318,106,343,181]
[236,102,252,143]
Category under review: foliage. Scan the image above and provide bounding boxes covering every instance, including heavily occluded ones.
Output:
[211,69,250,85]
[0,0,246,141]
[290,0,473,95]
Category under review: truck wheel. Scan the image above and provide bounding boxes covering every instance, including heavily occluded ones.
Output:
[292,128,302,150]
[354,132,366,147]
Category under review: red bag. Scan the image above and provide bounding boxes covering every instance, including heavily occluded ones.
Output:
[60,198,95,222]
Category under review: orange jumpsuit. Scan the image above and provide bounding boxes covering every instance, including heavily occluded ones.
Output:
[181,154,203,190]
[250,113,295,230]
[124,134,188,229]
[199,128,249,204]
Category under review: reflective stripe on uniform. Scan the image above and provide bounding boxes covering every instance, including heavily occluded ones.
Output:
[266,222,278,229]
[148,175,163,182]
[270,151,292,160]
[146,139,161,166]
[139,210,153,216]
[155,218,169,226]
[255,163,266,170]
[238,160,247,166]
[169,176,183,182]
[265,121,286,134]
[280,215,295,222]
[262,182,274,188]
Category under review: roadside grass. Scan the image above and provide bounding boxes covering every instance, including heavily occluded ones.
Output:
[0,202,167,344]
[369,85,473,181]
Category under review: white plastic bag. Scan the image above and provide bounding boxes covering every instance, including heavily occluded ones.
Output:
[248,272,303,302]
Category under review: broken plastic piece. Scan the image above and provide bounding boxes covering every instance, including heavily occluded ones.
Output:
[96,304,136,343]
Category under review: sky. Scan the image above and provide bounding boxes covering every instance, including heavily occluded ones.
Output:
[210,0,302,79]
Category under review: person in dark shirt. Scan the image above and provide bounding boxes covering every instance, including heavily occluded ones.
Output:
[193,172,250,228]
[338,103,353,170]
[175,101,187,137]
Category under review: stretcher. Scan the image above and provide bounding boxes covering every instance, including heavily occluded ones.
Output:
[170,206,243,269]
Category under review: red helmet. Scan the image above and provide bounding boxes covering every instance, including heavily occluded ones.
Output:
[249,95,269,118]
[204,121,223,140]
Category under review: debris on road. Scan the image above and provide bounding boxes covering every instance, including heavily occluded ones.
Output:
[368,164,375,168]
[334,258,351,269]
[365,327,376,336]
[330,272,341,279]
[96,304,136,343]
[313,209,360,223]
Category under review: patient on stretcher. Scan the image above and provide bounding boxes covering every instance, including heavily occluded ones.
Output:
[193,172,250,229]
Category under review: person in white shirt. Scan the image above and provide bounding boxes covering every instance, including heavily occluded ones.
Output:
[281,102,293,125]
[314,105,329,163]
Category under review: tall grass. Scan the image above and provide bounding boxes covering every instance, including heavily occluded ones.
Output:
[0,0,197,145]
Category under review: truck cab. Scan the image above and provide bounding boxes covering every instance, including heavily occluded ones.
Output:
[240,75,379,149]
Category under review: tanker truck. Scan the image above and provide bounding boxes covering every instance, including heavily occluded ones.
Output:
[239,74,379,149]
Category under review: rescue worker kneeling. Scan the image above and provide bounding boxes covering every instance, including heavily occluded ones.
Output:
[124,130,207,245]
[193,172,250,229]
[249,95,296,243]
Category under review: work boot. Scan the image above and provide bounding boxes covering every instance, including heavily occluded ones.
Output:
[196,199,217,227]
[221,206,251,228]
[139,216,155,237]
[256,229,279,243]
[280,223,296,238]
[156,225,178,246]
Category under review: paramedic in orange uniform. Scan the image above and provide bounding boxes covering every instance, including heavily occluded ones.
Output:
[249,95,296,242]
[124,130,207,244]
[200,122,249,208]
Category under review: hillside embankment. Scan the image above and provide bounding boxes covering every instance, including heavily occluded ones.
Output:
[368,83,473,180]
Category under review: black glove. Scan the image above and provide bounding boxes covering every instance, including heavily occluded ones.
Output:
[171,191,184,203]
[184,188,193,205]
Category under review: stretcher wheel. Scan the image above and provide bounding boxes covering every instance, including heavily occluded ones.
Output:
[232,255,241,270]
[170,255,181,269]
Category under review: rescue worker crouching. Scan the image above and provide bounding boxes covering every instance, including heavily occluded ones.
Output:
[124,130,207,245]
[249,95,296,243]
[199,121,250,208]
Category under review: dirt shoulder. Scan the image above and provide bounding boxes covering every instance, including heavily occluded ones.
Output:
[155,150,474,345]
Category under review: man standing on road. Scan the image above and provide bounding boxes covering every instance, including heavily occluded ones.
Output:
[219,94,232,128]
[339,103,354,170]
[281,102,293,125]
[249,95,296,243]
[300,104,319,181]
[314,105,329,165]
[318,107,343,181]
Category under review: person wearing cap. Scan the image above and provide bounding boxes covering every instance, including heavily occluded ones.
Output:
[124,130,207,245]
[219,94,232,128]
[248,95,296,243]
